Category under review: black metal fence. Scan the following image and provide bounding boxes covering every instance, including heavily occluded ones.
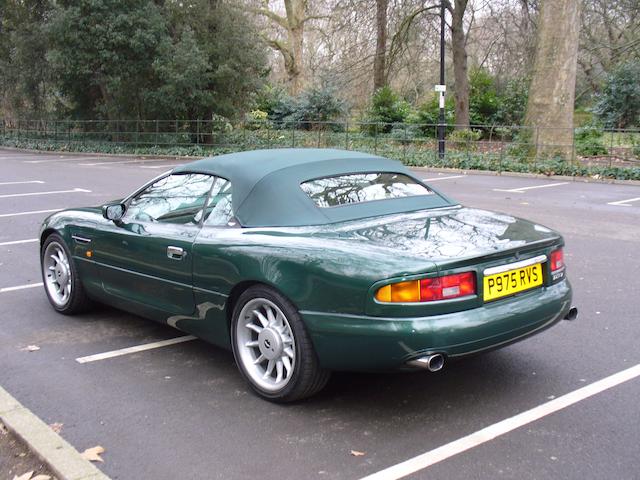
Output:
[1,119,639,173]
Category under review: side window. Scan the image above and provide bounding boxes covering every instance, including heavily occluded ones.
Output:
[126,173,214,225]
[203,177,233,226]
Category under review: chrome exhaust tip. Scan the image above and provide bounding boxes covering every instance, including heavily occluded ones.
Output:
[564,307,578,321]
[407,353,445,372]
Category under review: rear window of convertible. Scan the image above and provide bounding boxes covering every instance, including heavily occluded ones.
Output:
[300,173,433,208]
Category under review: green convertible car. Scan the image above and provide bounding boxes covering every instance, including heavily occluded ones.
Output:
[40,148,576,401]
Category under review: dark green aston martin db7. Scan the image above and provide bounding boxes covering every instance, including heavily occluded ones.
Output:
[40,148,576,401]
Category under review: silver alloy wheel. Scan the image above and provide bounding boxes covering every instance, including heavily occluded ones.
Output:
[235,298,296,392]
[43,241,72,307]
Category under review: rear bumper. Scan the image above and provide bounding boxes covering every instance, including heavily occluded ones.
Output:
[301,279,572,371]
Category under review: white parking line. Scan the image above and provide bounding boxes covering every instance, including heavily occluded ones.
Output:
[422,175,466,182]
[0,188,91,199]
[360,362,640,480]
[607,197,640,207]
[24,157,105,164]
[139,164,182,169]
[0,180,45,186]
[79,158,169,166]
[75,335,197,363]
[0,208,62,218]
[0,238,38,246]
[493,182,569,193]
[0,283,43,294]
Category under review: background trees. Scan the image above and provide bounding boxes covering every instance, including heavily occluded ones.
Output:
[0,0,637,133]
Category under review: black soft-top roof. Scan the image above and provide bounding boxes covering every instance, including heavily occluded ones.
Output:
[172,148,454,227]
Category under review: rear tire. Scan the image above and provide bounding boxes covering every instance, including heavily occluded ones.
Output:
[40,233,92,314]
[231,285,330,402]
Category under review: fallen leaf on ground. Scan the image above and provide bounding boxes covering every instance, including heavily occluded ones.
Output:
[49,422,63,433]
[20,345,40,352]
[12,472,34,480]
[350,450,366,457]
[81,445,105,462]
[12,473,51,480]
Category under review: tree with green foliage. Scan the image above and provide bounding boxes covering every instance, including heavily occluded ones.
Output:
[47,0,167,120]
[0,0,53,117]
[593,61,640,128]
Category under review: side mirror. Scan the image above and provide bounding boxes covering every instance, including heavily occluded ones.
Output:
[102,203,126,222]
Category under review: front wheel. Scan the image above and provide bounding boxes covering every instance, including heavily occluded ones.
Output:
[41,233,91,314]
[231,285,330,402]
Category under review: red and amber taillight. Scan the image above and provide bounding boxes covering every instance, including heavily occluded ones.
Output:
[375,272,476,303]
[550,248,564,272]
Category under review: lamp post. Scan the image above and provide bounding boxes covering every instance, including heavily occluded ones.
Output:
[436,1,446,160]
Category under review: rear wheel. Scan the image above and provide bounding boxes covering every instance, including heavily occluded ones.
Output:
[41,233,91,314]
[231,285,330,402]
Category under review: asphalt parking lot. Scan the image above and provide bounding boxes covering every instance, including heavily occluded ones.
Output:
[1,147,639,480]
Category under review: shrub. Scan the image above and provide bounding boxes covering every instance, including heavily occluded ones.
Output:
[447,129,482,151]
[364,86,411,134]
[575,125,608,156]
[286,85,346,129]
[469,68,499,128]
[494,77,529,126]
[593,60,640,128]
[412,93,455,137]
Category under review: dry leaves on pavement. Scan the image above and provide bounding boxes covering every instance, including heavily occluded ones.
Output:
[48,423,63,434]
[20,345,40,352]
[350,450,366,457]
[12,472,51,480]
[80,445,105,463]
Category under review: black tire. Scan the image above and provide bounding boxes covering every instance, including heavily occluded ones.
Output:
[40,233,92,315]
[231,285,330,402]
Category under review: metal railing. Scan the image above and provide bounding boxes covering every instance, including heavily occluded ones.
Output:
[1,119,638,172]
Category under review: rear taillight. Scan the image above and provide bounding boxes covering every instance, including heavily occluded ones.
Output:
[550,248,564,271]
[375,272,476,303]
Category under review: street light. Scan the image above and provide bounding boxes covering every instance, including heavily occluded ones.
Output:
[436,1,446,160]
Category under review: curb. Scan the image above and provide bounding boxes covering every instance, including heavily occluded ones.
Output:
[2,145,639,187]
[0,386,110,480]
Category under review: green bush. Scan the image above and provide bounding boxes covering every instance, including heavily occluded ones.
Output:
[575,125,608,156]
[469,68,499,129]
[593,60,640,128]
[494,77,529,126]
[447,129,482,151]
[412,93,455,137]
[364,86,411,134]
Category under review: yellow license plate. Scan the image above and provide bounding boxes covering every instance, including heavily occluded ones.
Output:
[483,263,543,302]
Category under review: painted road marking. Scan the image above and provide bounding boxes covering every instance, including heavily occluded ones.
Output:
[78,158,170,166]
[24,157,106,164]
[139,164,182,169]
[0,180,45,186]
[0,208,62,218]
[493,182,569,193]
[360,362,640,480]
[0,238,38,246]
[607,197,640,207]
[422,175,466,182]
[0,188,91,199]
[0,283,43,294]
[75,335,197,364]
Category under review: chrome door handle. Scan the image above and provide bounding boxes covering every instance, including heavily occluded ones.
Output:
[167,246,185,260]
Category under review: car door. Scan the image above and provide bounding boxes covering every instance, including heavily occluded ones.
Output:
[94,173,215,316]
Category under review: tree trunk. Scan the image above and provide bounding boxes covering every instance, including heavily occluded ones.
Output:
[284,0,306,95]
[524,0,580,158]
[450,0,470,129]
[373,0,388,90]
